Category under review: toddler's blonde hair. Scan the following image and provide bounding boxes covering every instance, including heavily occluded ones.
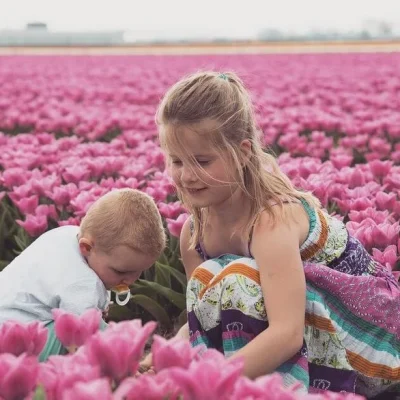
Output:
[80,188,166,259]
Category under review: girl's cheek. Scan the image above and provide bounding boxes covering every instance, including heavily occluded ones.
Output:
[170,169,181,183]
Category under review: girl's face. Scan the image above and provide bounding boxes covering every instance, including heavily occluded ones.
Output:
[164,123,241,209]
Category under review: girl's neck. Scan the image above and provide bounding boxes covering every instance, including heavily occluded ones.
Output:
[206,187,251,225]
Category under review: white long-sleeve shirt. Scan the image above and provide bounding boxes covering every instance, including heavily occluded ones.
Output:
[0,225,108,325]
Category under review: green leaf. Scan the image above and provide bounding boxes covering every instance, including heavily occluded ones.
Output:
[137,280,186,310]
[0,260,9,271]
[158,251,170,265]
[142,266,154,282]
[13,232,29,251]
[154,262,171,288]
[107,303,136,322]
[177,308,188,326]
[155,261,187,289]
[131,294,171,327]
[130,284,158,299]
[33,385,46,400]
[0,206,7,229]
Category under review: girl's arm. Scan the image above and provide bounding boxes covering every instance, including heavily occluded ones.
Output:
[139,217,202,369]
[230,206,307,379]
[179,217,205,279]
[171,217,204,340]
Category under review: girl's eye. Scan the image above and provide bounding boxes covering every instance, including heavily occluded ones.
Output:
[197,160,210,166]
[171,160,182,165]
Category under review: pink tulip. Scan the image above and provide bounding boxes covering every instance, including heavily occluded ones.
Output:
[58,217,80,227]
[345,181,380,199]
[166,213,189,238]
[70,191,97,217]
[331,154,353,169]
[13,194,39,215]
[16,214,48,237]
[62,165,91,184]
[62,378,113,400]
[152,335,200,372]
[346,219,377,250]
[383,171,400,191]
[39,352,100,400]
[0,320,47,356]
[8,184,33,202]
[158,201,185,219]
[365,152,383,162]
[113,177,139,189]
[47,184,78,206]
[347,169,366,188]
[348,208,393,224]
[298,159,320,179]
[115,374,180,400]
[370,222,400,249]
[375,191,397,212]
[145,186,168,203]
[35,204,58,220]
[369,137,391,156]
[372,245,398,270]
[30,173,61,197]
[350,134,368,148]
[335,197,374,213]
[392,150,400,163]
[85,320,156,382]
[52,308,102,349]
[1,168,27,188]
[167,349,243,400]
[78,181,97,191]
[0,353,39,400]
[232,373,302,399]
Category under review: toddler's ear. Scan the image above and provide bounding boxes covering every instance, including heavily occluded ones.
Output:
[78,237,93,257]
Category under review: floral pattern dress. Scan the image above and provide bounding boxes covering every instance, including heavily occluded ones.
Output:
[187,200,400,397]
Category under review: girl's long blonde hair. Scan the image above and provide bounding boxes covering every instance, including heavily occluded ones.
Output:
[156,71,320,249]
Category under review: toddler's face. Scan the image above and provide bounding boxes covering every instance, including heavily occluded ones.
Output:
[81,241,155,290]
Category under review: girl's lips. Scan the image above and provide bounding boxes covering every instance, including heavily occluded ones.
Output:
[185,188,207,193]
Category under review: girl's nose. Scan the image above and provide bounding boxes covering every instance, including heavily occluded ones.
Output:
[181,165,197,183]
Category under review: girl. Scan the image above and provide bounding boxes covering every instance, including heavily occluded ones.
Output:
[156,71,400,397]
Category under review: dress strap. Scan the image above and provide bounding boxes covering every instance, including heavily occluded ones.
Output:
[190,216,209,261]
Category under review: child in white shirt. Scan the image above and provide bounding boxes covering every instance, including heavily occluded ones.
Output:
[0,188,166,360]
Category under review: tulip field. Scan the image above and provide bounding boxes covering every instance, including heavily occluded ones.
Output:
[0,52,399,398]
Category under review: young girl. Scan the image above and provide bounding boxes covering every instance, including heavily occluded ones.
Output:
[155,71,400,397]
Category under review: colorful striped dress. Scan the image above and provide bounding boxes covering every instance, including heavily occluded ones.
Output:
[187,200,400,398]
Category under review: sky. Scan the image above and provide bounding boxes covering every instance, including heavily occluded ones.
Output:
[0,0,399,41]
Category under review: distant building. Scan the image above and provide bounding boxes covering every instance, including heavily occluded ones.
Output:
[0,23,125,46]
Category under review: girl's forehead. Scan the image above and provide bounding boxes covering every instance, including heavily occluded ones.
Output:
[164,119,220,138]
[163,123,217,155]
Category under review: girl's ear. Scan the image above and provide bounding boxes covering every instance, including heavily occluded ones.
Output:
[78,237,94,257]
[239,139,252,166]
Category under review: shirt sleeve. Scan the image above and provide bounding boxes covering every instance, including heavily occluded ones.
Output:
[58,277,108,315]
